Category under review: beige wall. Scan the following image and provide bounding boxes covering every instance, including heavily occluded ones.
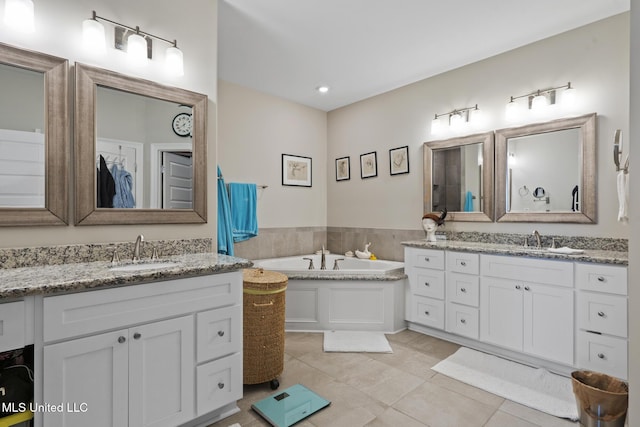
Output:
[328,13,630,238]
[0,0,218,248]
[217,80,327,228]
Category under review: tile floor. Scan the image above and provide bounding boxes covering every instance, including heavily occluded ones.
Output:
[210,330,579,427]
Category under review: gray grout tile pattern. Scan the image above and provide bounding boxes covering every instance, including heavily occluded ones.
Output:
[209,330,578,427]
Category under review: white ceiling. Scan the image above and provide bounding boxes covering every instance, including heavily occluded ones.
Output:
[218,0,630,112]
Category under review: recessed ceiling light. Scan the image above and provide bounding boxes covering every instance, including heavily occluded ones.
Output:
[316,85,330,94]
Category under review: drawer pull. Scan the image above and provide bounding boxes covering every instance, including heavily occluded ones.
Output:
[218,382,225,389]
[460,261,467,266]
[460,287,467,293]
[460,318,466,324]
[133,332,141,340]
[218,330,225,337]
[424,282,430,287]
[515,285,521,290]
[424,257,430,262]
[597,353,606,359]
[524,286,530,291]
[597,276,606,282]
[424,311,430,316]
[118,336,126,344]
[597,311,606,317]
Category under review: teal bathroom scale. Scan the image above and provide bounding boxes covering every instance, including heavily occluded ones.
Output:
[251,384,331,427]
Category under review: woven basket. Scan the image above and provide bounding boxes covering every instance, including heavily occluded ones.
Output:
[242,268,287,385]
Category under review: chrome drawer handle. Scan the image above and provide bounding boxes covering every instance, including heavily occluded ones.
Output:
[460,261,467,266]
[424,282,430,287]
[598,311,606,317]
[524,286,530,291]
[460,319,466,324]
[118,336,126,344]
[597,353,606,359]
[515,285,521,290]
[218,382,225,389]
[218,330,225,337]
[460,287,467,293]
[424,311,430,316]
[133,332,141,340]
[424,257,430,262]
[597,276,605,282]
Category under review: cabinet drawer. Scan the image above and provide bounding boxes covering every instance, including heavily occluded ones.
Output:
[0,301,25,352]
[481,254,573,287]
[446,252,479,275]
[196,305,242,363]
[412,269,445,299]
[406,247,445,270]
[575,263,627,296]
[409,296,444,329]
[446,272,479,307]
[446,303,479,339]
[196,352,242,417]
[44,273,242,342]
[577,292,627,338]
[577,331,627,380]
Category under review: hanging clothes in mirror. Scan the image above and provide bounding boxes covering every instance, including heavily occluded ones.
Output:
[96,154,115,208]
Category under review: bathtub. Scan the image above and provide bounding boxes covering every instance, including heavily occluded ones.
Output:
[253,254,407,333]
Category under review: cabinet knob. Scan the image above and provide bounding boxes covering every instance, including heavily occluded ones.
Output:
[424,310,430,316]
[515,285,521,290]
[460,318,466,324]
[424,282,430,287]
[598,311,606,318]
[218,330,225,337]
[524,286,530,291]
[424,257,430,262]
[133,332,141,340]
[597,353,606,359]
[460,287,466,293]
[118,336,126,344]
[460,261,467,266]
[218,382,225,389]
[597,276,605,282]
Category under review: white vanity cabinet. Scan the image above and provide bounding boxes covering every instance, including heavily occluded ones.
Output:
[575,263,628,379]
[480,255,574,365]
[40,272,243,427]
[404,247,445,329]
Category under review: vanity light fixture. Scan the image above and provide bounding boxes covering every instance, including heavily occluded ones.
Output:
[3,0,35,33]
[430,104,480,135]
[82,11,184,76]
[506,82,575,121]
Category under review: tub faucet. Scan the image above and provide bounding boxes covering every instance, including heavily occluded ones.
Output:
[532,230,542,248]
[133,234,144,261]
[321,245,326,270]
[303,257,315,270]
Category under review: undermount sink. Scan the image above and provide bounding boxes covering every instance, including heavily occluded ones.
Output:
[110,262,180,272]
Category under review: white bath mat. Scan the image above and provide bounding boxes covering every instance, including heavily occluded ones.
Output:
[432,347,578,420]
[323,331,393,353]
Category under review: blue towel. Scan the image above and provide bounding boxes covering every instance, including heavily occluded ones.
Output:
[217,166,234,256]
[111,164,136,208]
[464,191,474,212]
[229,182,258,242]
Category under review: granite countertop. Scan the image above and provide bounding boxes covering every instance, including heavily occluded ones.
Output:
[0,253,253,299]
[402,240,628,265]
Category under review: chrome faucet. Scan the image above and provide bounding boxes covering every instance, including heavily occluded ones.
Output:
[132,234,144,261]
[532,230,542,248]
[303,257,315,269]
[320,245,327,270]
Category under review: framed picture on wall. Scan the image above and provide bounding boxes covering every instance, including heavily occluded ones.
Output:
[335,156,350,181]
[360,151,377,179]
[282,154,312,187]
[389,145,409,175]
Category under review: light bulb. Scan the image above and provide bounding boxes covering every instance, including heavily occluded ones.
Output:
[127,32,148,66]
[165,45,184,76]
[469,108,484,129]
[4,0,35,33]
[449,112,463,131]
[531,94,548,112]
[505,100,521,122]
[82,19,106,54]
[431,116,442,135]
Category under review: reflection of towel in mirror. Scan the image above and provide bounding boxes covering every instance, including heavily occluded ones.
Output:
[617,170,628,223]
[111,164,136,208]
[464,191,474,212]
[229,183,258,242]
[97,155,115,208]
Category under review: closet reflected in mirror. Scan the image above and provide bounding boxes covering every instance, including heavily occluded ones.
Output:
[0,42,68,226]
[423,131,494,222]
[75,63,207,225]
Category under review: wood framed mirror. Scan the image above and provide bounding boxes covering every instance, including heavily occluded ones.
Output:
[74,63,208,225]
[0,42,68,226]
[495,113,596,223]
[423,131,495,222]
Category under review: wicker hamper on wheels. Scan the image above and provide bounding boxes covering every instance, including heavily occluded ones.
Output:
[242,268,287,390]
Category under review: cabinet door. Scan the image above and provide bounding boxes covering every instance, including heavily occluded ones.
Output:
[523,283,573,365]
[129,315,195,427]
[43,329,129,427]
[480,278,523,351]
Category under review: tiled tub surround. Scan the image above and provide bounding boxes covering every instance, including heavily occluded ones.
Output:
[233,227,326,260]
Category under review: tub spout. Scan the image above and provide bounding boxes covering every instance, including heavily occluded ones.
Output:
[321,245,326,270]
